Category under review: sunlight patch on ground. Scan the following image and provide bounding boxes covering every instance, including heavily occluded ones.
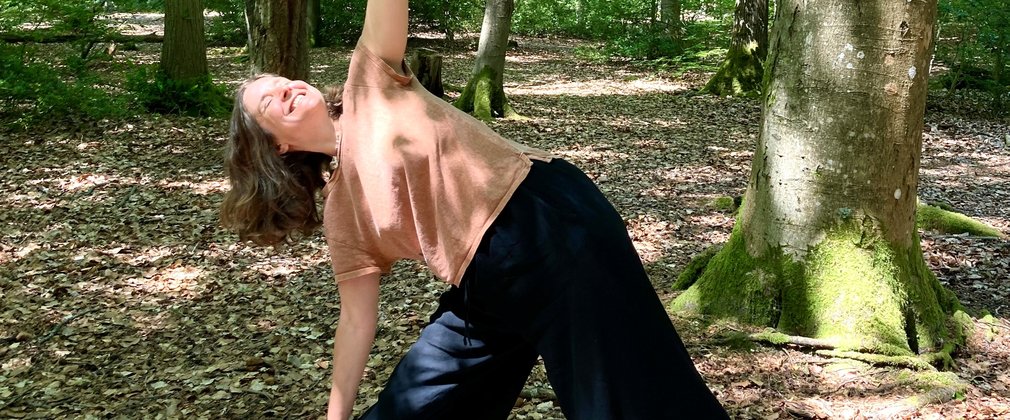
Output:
[505,54,560,65]
[510,77,690,97]
[125,264,206,296]
[156,178,228,195]
[111,245,176,268]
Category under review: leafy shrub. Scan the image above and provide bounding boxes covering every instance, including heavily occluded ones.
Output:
[0,45,131,128]
[127,66,231,117]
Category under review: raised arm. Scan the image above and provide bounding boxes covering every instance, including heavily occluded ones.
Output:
[326,272,381,420]
[360,0,409,71]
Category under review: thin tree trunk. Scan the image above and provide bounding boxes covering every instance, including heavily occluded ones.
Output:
[245,0,309,81]
[162,0,208,83]
[307,0,324,47]
[454,0,517,121]
[703,0,769,96]
[675,0,963,357]
[659,0,681,36]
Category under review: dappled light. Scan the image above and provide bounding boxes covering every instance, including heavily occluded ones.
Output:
[1,6,1009,420]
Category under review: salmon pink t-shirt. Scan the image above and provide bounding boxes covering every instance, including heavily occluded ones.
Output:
[322,41,553,286]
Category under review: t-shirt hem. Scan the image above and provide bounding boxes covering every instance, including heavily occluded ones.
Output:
[447,156,533,287]
[334,266,383,283]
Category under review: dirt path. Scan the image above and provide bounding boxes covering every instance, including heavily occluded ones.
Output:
[1,35,1008,419]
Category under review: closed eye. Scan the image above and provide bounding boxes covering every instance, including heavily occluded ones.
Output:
[259,97,271,115]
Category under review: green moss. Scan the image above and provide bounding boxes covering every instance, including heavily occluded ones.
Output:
[916,203,1005,237]
[711,196,739,212]
[453,65,519,122]
[672,245,721,290]
[702,44,764,97]
[670,223,783,326]
[777,228,912,354]
[672,217,963,357]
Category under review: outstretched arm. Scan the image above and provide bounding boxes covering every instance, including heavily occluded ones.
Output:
[327,272,380,420]
[360,0,409,71]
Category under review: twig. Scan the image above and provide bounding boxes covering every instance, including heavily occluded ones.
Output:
[929,234,1007,241]
[34,308,99,346]
[978,319,1010,331]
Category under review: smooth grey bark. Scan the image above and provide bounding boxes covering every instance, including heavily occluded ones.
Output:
[245,0,309,81]
[749,0,932,253]
[472,0,514,92]
[674,0,962,356]
[162,0,208,83]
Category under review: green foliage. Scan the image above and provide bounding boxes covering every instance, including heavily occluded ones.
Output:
[0,45,131,128]
[410,0,482,40]
[204,0,246,45]
[935,0,1010,113]
[127,66,231,117]
[315,0,367,46]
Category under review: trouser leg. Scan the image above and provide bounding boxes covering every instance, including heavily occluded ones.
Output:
[360,287,538,420]
[467,159,728,419]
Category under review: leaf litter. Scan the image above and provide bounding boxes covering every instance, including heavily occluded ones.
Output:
[1,34,1008,419]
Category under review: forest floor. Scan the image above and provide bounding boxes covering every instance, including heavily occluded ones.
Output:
[2,29,1010,419]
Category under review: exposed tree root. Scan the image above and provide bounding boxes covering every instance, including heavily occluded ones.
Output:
[814,350,940,371]
[748,330,837,350]
[748,330,958,370]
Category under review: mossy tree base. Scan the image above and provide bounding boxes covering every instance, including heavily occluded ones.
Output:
[671,216,965,358]
[454,65,520,122]
[703,44,764,97]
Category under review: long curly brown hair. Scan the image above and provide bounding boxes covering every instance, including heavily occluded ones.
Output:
[220,74,344,246]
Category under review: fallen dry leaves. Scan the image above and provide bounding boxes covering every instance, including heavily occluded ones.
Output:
[1,31,1008,419]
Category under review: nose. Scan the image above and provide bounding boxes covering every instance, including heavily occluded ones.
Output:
[273,83,292,101]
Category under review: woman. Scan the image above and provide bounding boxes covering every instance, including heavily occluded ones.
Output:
[222,1,728,418]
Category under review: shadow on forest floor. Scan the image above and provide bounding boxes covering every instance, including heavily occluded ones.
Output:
[1,33,1009,419]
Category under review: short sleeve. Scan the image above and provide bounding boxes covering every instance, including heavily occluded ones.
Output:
[345,38,414,89]
[327,240,387,283]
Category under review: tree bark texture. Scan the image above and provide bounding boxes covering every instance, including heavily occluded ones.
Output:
[674,0,961,356]
[245,0,309,81]
[659,0,681,35]
[703,0,768,96]
[162,0,209,83]
[455,0,516,120]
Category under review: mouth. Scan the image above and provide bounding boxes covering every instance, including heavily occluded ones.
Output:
[290,94,305,114]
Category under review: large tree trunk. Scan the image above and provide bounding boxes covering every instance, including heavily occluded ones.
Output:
[454,0,517,121]
[161,0,208,83]
[674,0,963,357]
[245,0,309,81]
[703,0,768,96]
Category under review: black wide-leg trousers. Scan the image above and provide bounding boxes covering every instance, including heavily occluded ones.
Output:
[361,159,728,420]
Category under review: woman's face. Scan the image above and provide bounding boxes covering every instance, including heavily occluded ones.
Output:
[241,76,333,153]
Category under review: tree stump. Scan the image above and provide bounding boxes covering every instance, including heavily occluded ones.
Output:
[409,48,444,98]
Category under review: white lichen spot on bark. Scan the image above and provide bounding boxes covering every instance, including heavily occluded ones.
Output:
[908,66,917,79]
[894,189,902,200]
[846,62,854,69]
[857,51,865,59]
